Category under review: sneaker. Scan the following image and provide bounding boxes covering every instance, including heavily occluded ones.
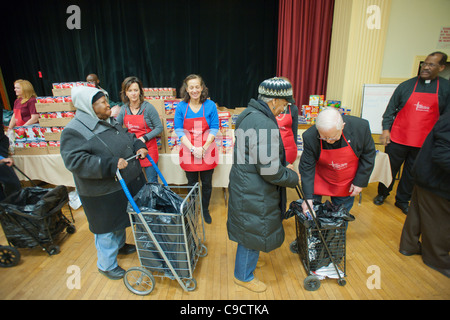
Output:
[98,266,125,280]
[234,277,267,293]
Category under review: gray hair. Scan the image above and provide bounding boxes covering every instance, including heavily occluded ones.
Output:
[258,94,273,104]
[316,107,344,131]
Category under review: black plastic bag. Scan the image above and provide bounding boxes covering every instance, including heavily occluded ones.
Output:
[287,199,355,228]
[129,183,183,214]
[0,186,69,248]
[130,183,192,277]
[0,186,68,219]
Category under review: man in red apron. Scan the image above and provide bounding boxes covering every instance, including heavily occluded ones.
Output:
[299,108,376,214]
[374,52,449,214]
[276,103,299,164]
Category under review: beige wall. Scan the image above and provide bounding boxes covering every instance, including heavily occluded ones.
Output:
[326,0,449,116]
[381,0,450,81]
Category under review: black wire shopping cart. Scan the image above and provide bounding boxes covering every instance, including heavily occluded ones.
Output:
[0,178,75,266]
[292,185,349,291]
[117,155,207,295]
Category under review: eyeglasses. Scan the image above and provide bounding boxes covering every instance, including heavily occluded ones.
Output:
[317,132,342,141]
[420,62,440,68]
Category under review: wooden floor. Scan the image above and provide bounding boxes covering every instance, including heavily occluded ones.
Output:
[0,181,449,300]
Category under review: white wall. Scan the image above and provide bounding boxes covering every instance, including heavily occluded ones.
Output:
[381,0,450,79]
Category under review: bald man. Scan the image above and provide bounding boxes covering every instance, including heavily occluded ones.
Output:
[299,108,376,213]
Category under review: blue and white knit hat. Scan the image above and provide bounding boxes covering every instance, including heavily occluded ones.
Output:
[258,77,295,104]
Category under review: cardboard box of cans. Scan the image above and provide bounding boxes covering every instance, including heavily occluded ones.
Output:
[52,81,95,96]
[144,88,176,98]
[12,124,61,155]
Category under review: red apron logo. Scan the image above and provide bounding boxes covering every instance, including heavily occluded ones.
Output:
[328,161,348,171]
[415,101,431,112]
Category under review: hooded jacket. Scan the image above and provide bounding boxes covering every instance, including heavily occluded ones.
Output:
[61,86,146,197]
[227,99,299,252]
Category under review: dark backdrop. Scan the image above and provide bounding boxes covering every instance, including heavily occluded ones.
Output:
[0,0,278,107]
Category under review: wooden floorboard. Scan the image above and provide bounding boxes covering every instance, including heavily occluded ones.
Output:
[0,182,449,300]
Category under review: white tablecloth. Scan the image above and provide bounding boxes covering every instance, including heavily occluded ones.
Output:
[13,151,391,189]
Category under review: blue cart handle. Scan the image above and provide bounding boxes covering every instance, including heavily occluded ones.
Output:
[145,154,168,186]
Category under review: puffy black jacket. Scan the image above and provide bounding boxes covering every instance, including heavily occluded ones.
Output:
[227,99,299,252]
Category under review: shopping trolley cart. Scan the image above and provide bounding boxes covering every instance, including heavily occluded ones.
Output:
[117,155,207,295]
[0,181,75,262]
[292,185,348,291]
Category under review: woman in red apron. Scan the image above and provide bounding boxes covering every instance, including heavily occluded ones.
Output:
[117,77,163,183]
[276,104,298,164]
[174,75,219,224]
[8,80,39,130]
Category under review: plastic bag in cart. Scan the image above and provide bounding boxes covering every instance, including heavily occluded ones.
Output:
[0,186,69,248]
[129,183,184,215]
[286,199,355,228]
[0,186,68,219]
[129,183,193,278]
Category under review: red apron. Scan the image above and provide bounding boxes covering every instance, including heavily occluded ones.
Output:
[123,108,159,167]
[13,107,25,127]
[276,105,298,164]
[390,78,440,148]
[179,103,218,172]
[314,133,359,197]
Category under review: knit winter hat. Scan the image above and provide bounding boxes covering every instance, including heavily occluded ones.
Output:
[258,77,295,104]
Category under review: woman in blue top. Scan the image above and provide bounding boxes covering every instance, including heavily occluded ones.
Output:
[174,74,219,224]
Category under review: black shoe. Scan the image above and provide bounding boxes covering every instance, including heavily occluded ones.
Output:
[118,243,136,255]
[395,202,409,214]
[203,211,212,224]
[373,194,387,206]
[98,266,125,280]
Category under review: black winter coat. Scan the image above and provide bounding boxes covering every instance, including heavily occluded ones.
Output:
[413,111,450,200]
[227,99,299,252]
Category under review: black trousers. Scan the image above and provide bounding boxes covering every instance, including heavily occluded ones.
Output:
[0,136,21,201]
[400,186,450,278]
[377,141,419,204]
[185,169,214,214]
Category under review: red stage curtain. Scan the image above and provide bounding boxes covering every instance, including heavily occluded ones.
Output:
[277,0,335,107]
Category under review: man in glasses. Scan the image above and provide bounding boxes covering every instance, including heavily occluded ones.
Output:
[299,107,376,214]
[373,52,449,214]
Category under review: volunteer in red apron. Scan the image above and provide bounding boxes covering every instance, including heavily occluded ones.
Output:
[276,103,299,164]
[174,74,219,224]
[7,80,39,131]
[374,52,448,214]
[299,107,376,215]
[117,77,163,183]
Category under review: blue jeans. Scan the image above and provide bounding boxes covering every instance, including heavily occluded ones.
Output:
[234,244,259,282]
[313,195,355,212]
[95,229,126,271]
[144,163,159,184]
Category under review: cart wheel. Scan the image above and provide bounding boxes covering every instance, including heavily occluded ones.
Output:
[338,278,347,286]
[66,224,76,234]
[289,239,299,254]
[182,278,197,292]
[0,245,21,268]
[124,267,155,296]
[47,245,60,255]
[304,275,321,291]
[198,244,208,257]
